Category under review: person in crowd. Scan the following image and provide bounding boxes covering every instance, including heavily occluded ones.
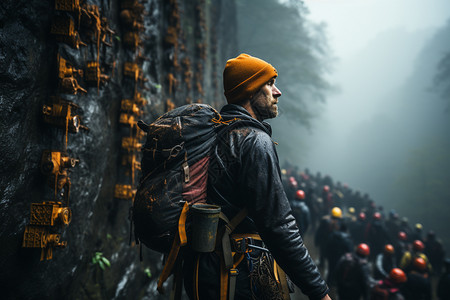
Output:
[394,231,409,264]
[374,244,397,280]
[315,206,342,271]
[365,212,391,261]
[437,258,450,300]
[370,268,407,300]
[335,243,374,300]
[401,257,432,300]
[290,189,311,236]
[349,211,368,245]
[325,222,354,286]
[410,224,424,243]
[400,240,432,274]
[423,230,445,275]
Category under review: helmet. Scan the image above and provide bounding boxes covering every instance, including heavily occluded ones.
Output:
[415,223,423,230]
[358,212,366,221]
[373,212,381,220]
[281,169,287,175]
[348,207,355,214]
[389,268,407,284]
[295,190,305,200]
[398,231,407,241]
[356,243,370,257]
[323,185,330,193]
[384,244,395,255]
[413,240,425,252]
[413,257,427,271]
[331,207,342,219]
[289,176,296,182]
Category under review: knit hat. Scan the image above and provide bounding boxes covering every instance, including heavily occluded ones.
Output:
[223,53,278,104]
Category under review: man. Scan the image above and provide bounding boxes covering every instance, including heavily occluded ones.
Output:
[183,54,331,299]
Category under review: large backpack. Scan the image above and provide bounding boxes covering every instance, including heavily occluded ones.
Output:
[335,253,359,288]
[132,103,264,253]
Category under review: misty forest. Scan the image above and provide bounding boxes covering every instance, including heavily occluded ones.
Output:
[0,0,449,299]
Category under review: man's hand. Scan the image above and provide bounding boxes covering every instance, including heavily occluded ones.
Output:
[321,295,332,300]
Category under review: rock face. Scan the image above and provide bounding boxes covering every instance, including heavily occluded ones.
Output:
[0,0,237,299]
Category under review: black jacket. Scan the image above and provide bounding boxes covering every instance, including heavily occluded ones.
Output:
[186,104,328,299]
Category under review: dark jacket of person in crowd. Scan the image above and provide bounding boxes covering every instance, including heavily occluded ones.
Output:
[325,223,353,285]
[437,259,450,300]
[374,244,397,280]
[401,258,432,300]
[335,244,374,300]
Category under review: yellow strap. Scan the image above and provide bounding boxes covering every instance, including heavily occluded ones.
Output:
[194,254,200,300]
[157,202,190,294]
[275,261,290,300]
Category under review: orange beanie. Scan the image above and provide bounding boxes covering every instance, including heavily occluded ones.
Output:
[223,53,278,104]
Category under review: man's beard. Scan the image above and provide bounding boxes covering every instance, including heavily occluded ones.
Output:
[251,98,278,121]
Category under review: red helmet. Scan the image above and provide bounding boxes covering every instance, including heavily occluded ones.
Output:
[295,190,306,200]
[413,240,425,252]
[356,243,370,257]
[358,212,366,221]
[389,268,407,284]
[289,176,296,182]
[413,257,427,271]
[398,231,407,241]
[373,212,381,220]
[384,244,395,255]
[323,185,330,192]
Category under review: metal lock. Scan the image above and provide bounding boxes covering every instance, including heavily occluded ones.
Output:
[29,201,72,227]
[41,150,79,176]
[114,184,136,200]
[51,15,86,49]
[84,61,109,87]
[121,99,142,115]
[121,137,142,151]
[42,98,85,133]
[58,54,83,79]
[119,113,136,128]
[123,31,141,50]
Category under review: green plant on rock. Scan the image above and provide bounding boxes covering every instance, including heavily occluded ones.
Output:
[144,267,152,278]
[92,252,111,270]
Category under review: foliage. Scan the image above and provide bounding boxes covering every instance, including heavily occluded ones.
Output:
[92,252,111,270]
[434,51,450,111]
[144,267,152,278]
[236,0,333,129]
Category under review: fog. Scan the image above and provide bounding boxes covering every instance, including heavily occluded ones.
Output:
[235,0,450,248]
[287,0,450,202]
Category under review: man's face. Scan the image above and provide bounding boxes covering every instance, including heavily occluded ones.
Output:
[250,78,282,121]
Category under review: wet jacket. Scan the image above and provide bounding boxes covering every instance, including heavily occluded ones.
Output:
[184,104,329,300]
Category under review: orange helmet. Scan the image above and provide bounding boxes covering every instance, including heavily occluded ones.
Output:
[358,212,366,221]
[356,243,370,257]
[373,212,381,220]
[384,244,395,255]
[389,268,407,284]
[413,240,425,252]
[413,257,427,272]
[398,231,407,241]
[295,190,305,200]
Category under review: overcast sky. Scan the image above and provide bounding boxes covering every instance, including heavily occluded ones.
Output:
[295,0,450,195]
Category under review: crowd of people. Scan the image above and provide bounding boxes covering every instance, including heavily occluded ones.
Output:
[281,165,449,300]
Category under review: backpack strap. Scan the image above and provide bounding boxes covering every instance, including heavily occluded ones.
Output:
[157,201,189,294]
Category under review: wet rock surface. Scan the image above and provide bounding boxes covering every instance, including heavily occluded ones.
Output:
[0,0,236,299]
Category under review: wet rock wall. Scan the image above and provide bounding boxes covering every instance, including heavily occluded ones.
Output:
[0,0,237,299]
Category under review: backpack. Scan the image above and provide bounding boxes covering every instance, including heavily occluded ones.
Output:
[132,103,263,253]
[335,253,359,288]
